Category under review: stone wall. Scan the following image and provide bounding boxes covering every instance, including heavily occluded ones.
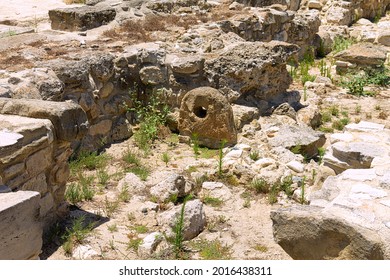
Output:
[0,99,87,228]
[218,8,321,58]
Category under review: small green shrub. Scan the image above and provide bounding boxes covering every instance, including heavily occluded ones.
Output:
[103,197,119,218]
[250,178,269,194]
[329,105,339,117]
[171,197,188,259]
[62,216,95,256]
[118,185,131,202]
[128,165,150,181]
[202,195,224,207]
[122,149,141,166]
[355,104,361,114]
[97,169,110,186]
[127,238,142,252]
[107,224,118,233]
[69,151,109,175]
[191,133,200,159]
[190,239,232,260]
[366,68,390,86]
[64,183,83,204]
[321,112,332,123]
[268,184,279,204]
[133,225,149,234]
[318,126,334,133]
[249,150,260,161]
[217,139,227,177]
[162,152,170,167]
[300,62,316,85]
[300,177,307,204]
[317,147,326,164]
[344,75,365,96]
[127,87,170,151]
[280,175,293,197]
[332,36,355,53]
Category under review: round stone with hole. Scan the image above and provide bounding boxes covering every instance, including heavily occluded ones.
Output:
[178,87,237,148]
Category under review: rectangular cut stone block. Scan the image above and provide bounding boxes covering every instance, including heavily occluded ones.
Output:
[49,6,116,32]
[0,191,43,260]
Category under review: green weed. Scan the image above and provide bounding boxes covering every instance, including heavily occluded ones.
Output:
[217,139,227,177]
[127,87,170,151]
[332,36,355,53]
[250,178,269,194]
[249,150,260,161]
[190,239,232,260]
[162,152,170,167]
[62,216,95,256]
[202,195,224,207]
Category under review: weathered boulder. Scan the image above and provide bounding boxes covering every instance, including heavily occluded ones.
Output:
[178,87,237,148]
[0,191,42,260]
[138,232,163,258]
[204,41,299,105]
[232,104,260,130]
[271,205,385,260]
[117,172,147,196]
[200,182,232,201]
[377,30,390,47]
[149,173,192,202]
[157,199,206,241]
[268,124,326,158]
[4,68,64,101]
[334,43,387,68]
[272,161,390,260]
[49,5,116,31]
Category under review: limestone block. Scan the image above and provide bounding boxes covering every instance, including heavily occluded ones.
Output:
[117,173,147,196]
[25,147,51,177]
[377,30,390,47]
[49,5,116,32]
[139,66,167,86]
[0,99,88,142]
[99,82,114,98]
[138,232,163,258]
[268,124,326,158]
[201,182,232,201]
[89,119,112,136]
[158,199,206,241]
[39,192,54,218]
[150,174,191,203]
[308,1,322,9]
[21,173,48,194]
[0,191,42,260]
[169,55,204,74]
[334,43,387,67]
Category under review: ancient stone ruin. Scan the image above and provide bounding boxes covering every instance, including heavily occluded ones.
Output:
[0,0,390,260]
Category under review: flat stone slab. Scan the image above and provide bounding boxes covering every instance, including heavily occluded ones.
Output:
[334,43,387,67]
[324,121,390,174]
[0,114,53,160]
